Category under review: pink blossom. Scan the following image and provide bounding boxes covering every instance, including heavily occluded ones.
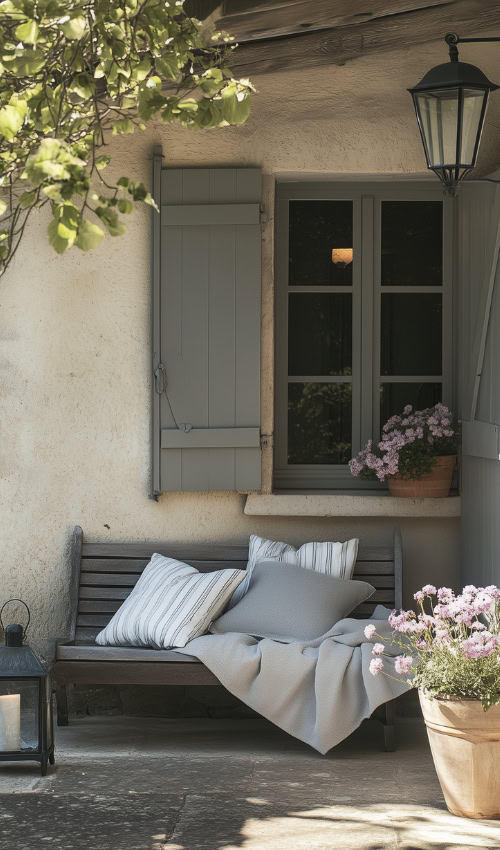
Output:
[472,593,494,614]
[437,586,455,604]
[461,632,500,659]
[372,643,385,656]
[414,591,425,602]
[369,658,384,675]
[422,584,437,596]
[419,614,435,627]
[364,624,376,639]
[395,655,414,674]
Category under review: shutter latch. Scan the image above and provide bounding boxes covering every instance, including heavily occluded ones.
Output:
[260,433,273,449]
[154,362,166,394]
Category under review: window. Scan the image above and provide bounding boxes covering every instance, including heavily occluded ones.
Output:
[274,183,453,491]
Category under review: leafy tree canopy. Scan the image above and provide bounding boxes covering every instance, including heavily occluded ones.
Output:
[0,0,254,273]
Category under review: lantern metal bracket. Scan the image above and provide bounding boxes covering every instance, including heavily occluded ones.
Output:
[445,31,500,63]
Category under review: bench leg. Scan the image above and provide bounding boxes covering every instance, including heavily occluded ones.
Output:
[55,685,69,727]
[382,699,396,752]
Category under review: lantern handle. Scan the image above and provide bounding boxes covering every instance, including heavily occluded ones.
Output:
[0,598,30,640]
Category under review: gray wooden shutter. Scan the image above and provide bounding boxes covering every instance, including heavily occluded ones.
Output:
[152,154,262,493]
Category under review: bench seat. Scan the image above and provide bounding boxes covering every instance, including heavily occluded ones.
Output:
[56,643,199,663]
[53,526,403,750]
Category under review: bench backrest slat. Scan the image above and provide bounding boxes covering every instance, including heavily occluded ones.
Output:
[69,527,403,642]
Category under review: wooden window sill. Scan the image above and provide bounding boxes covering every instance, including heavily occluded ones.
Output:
[244,493,461,518]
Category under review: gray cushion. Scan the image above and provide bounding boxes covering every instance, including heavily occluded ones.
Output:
[210,559,375,642]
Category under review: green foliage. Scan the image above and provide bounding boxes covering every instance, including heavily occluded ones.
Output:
[0,0,254,274]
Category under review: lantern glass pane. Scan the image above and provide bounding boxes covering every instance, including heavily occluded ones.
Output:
[0,679,39,753]
[44,677,53,750]
[460,88,487,165]
[415,88,460,166]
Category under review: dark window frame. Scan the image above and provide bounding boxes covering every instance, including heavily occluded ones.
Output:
[274,182,454,492]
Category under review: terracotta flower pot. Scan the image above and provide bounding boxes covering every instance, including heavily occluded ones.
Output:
[387,455,456,498]
[419,691,500,818]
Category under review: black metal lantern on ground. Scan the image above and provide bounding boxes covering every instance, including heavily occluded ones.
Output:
[0,600,55,776]
[409,32,500,196]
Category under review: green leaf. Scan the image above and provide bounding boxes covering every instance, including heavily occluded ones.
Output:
[3,50,45,75]
[95,207,126,236]
[133,57,151,82]
[42,184,64,201]
[95,155,111,170]
[177,99,198,112]
[61,16,87,40]
[48,205,79,254]
[155,55,180,81]
[117,199,134,214]
[0,99,27,142]
[0,199,7,215]
[220,86,251,125]
[19,191,37,209]
[75,219,104,251]
[69,72,95,99]
[112,118,134,135]
[15,20,40,44]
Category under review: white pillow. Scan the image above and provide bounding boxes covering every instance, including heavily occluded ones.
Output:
[95,554,245,649]
[228,534,359,609]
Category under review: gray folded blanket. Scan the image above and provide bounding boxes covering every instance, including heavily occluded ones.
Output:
[177,605,408,754]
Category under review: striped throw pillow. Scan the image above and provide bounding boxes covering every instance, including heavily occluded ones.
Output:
[95,554,246,649]
[228,535,359,609]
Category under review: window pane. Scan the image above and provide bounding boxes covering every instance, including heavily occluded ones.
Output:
[288,382,351,464]
[381,201,442,286]
[289,200,353,286]
[288,293,352,376]
[381,293,442,376]
[380,382,442,424]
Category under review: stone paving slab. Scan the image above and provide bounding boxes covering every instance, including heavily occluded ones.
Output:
[0,792,184,850]
[164,796,500,850]
[39,756,253,796]
[164,794,401,850]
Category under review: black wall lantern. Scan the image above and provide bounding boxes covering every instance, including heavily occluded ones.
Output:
[0,600,55,775]
[409,32,500,196]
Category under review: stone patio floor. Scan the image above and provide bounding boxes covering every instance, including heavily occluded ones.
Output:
[0,715,499,849]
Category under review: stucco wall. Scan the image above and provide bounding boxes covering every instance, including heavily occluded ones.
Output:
[3,41,491,651]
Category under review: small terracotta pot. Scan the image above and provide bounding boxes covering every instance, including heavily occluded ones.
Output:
[419,691,500,818]
[387,455,456,498]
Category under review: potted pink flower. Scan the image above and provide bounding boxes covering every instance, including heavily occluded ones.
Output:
[366,584,500,818]
[349,403,458,497]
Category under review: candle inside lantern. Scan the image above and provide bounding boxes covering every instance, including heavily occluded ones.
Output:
[0,694,21,751]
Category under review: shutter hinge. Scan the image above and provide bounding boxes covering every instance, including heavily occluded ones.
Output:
[154,362,166,394]
[260,205,267,229]
[260,433,273,450]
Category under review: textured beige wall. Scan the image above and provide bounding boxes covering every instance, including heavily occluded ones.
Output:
[4,39,496,650]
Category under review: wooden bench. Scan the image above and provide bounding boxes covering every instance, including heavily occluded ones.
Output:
[53,526,403,750]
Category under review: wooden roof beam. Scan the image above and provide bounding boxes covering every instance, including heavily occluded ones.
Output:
[226,0,500,76]
[216,0,452,42]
